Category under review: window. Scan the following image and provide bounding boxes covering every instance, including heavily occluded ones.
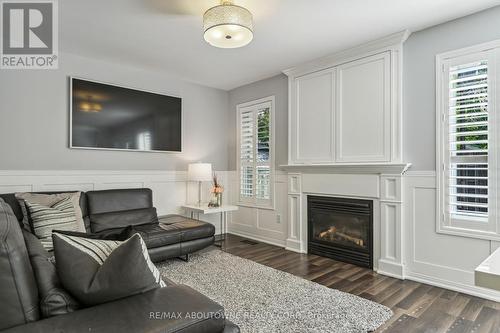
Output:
[237,96,275,208]
[137,131,152,150]
[437,41,500,240]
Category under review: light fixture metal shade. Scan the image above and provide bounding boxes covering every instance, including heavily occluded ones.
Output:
[203,1,253,49]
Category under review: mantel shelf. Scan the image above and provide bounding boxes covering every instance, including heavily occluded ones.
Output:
[279,163,412,175]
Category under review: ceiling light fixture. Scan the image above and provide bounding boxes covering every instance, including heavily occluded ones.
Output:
[203,0,253,49]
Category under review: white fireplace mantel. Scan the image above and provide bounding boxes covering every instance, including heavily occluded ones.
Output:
[285,165,408,279]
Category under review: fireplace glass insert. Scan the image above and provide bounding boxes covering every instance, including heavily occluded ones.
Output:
[308,196,373,268]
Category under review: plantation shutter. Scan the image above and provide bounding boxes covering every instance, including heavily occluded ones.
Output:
[445,58,490,223]
[438,43,500,239]
[256,108,271,200]
[238,99,273,206]
[240,110,254,198]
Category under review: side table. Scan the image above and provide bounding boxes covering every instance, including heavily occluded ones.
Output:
[182,204,239,249]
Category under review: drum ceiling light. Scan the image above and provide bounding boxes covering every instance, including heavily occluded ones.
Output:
[203,0,253,49]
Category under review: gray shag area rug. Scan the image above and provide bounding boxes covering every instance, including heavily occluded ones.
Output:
[157,251,392,333]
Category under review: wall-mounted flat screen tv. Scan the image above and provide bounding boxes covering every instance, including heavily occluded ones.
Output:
[70,78,182,152]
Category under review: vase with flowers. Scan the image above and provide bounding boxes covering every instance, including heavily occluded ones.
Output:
[208,173,223,207]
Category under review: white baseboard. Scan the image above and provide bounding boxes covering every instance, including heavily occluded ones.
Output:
[228,230,286,248]
[377,259,404,279]
[285,238,304,253]
[406,270,500,302]
[403,172,500,302]
[232,228,500,301]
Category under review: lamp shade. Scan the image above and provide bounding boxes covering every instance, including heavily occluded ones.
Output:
[203,1,253,49]
[188,163,212,182]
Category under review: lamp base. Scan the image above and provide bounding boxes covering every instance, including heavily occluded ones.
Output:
[197,181,203,207]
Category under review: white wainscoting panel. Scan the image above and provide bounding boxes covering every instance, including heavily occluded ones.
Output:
[0,184,33,193]
[404,171,500,301]
[227,171,288,247]
[0,170,232,235]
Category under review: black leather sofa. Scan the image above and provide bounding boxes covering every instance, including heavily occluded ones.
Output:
[0,188,215,262]
[0,191,239,332]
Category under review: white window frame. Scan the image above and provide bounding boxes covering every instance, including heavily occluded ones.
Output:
[436,40,500,241]
[236,96,275,209]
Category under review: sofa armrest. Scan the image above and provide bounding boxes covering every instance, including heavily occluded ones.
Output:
[2,285,231,333]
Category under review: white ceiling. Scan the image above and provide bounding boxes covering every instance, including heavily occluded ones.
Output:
[60,0,500,91]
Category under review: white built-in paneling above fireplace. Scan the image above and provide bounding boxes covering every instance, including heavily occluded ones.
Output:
[281,31,411,279]
[284,31,409,166]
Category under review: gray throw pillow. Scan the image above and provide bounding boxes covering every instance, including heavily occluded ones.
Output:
[22,230,80,318]
[25,197,80,251]
[52,232,166,306]
[16,192,86,233]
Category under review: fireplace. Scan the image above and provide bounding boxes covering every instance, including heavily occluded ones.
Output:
[307,196,373,268]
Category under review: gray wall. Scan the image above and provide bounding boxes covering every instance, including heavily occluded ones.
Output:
[404,6,500,170]
[3,6,500,172]
[227,74,288,170]
[227,6,500,172]
[0,52,229,171]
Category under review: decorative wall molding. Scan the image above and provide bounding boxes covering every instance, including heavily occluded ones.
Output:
[0,169,229,235]
[404,172,500,302]
[0,169,188,179]
[379,175,404,278]
[286,173,302,252]
[406,270,500,302]
[229,229,286,248]
[5,169,500,300]
[0,168,289,249]
[226,171,288,247]
[286,170,404,278]
[277,170,500,301]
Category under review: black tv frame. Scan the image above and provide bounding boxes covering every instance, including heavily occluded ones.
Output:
[69,76,183,153]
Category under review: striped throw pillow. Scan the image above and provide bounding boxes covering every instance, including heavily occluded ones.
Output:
[25,197,80,251]
[52,233,166,306]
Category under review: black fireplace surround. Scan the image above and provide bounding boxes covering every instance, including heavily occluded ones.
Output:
[308,196,373,268]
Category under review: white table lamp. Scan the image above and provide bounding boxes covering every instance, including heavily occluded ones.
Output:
[188,163,212,206]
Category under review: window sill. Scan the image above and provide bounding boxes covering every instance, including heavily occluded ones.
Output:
[437,225,500,242]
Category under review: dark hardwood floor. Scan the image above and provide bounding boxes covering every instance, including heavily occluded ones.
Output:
[218,234,500,333]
